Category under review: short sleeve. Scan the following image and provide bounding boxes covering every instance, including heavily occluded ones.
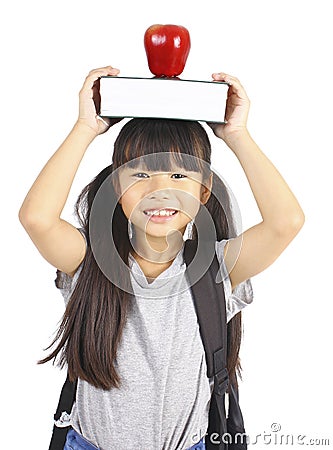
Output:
[54,227,87,306]
[215,239,254,323]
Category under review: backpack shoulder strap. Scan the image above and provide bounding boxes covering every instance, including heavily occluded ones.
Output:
[183,238,228,379]
[48,374,77,450]
[184,239,229,448]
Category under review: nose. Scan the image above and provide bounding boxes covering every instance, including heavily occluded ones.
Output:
[147,174,172,200]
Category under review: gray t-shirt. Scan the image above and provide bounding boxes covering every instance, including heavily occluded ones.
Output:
[55,236,253,450]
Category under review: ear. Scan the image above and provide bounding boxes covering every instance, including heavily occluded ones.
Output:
[115,189,122,204]
[200,172,213,205]
[112,176,122,204]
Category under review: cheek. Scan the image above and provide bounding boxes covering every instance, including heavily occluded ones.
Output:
[177,188,202,219]
[119,191,142,219]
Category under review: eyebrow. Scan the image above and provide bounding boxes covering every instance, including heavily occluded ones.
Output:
[125,168,198,174]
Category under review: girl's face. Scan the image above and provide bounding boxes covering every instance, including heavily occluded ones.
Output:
[117,163,212,239]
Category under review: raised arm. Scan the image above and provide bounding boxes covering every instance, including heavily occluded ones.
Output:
[18,66,121,277]
[208,73,305,289]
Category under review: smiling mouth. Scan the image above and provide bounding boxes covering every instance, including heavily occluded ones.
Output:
[143,208,178,217]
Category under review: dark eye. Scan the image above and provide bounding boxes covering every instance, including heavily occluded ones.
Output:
[172,173,187,179]
[133,172,149,178]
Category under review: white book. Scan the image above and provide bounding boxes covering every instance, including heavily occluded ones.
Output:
[99,76,228,123]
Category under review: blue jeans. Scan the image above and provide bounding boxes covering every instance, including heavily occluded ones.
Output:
[63,428,205,450]
[188,436,206,449]
[64,428,99,450]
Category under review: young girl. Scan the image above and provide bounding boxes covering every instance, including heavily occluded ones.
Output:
[18,66,304,450]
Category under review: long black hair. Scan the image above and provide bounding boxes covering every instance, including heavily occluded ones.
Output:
[39,119,243,389]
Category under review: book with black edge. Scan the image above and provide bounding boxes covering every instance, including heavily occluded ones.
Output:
[99,76,228,123]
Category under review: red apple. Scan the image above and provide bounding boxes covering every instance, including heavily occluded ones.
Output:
[144,24,191,77]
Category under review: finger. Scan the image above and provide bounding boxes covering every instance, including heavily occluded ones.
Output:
[212,72,239,85]
[96,115,111,127]
[212,72,249,100]
[96,116,123,134]
[206,121,225,130]
[88,65,120,76]
[86,67,120,82]
[81,66,120,92]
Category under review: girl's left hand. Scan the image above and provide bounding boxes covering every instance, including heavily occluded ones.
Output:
[207,72,250,143]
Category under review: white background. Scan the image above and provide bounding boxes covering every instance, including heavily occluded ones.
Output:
[1,0,332,448]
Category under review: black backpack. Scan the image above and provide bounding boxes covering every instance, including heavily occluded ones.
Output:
[49,239,247,450]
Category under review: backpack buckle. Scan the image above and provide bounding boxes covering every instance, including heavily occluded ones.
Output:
[54,411,72,428]
[214,367,229,395]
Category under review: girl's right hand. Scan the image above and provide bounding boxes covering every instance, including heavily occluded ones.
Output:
[76,66,123,136]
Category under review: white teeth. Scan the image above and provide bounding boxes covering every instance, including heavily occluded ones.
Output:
[144,209,177,216]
